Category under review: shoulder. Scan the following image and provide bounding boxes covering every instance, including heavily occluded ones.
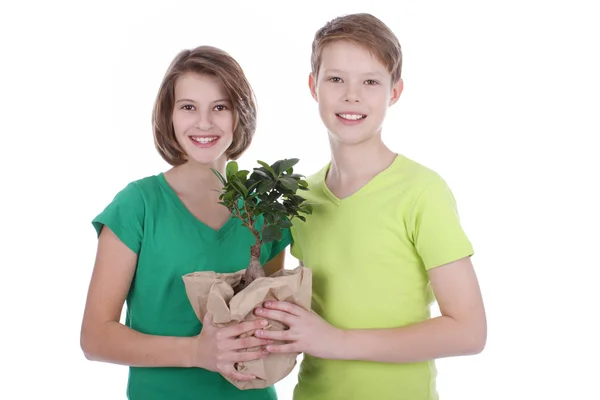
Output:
[304,163,329,187]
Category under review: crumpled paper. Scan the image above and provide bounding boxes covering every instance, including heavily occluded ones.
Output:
[182,266,312,389]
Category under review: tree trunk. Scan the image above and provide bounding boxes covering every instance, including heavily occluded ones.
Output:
[238,242,265,292]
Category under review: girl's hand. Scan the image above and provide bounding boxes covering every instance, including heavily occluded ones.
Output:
[253,301,345,360]
[194,314,273,381]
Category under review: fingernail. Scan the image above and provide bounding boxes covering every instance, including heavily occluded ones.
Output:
[264,301,272,307]
[263,349,270,355]
[255,330,263,336]
[261,319,268,326]
[256,308,263,314]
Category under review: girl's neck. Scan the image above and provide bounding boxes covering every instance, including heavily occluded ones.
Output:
[165,158,227,197]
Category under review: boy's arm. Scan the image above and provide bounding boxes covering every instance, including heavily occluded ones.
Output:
[255,256,486,363]
[338,256,486,363]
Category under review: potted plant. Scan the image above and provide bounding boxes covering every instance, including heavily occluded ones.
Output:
[182,158,313,389]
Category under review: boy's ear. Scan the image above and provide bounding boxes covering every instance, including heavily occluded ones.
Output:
[389,78,404,106]
[308,73,318,102]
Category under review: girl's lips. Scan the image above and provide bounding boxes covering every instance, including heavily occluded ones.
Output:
[189,136,220,148]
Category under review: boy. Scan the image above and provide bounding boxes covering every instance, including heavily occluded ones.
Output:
[254,13,486,400]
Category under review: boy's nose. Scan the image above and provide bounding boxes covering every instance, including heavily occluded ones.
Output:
[343,86,360,103]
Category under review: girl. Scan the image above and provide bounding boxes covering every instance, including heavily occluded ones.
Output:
[80,46,290,400]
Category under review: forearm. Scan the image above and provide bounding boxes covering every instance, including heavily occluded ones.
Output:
[81,321,195,368]
[337,315,485,363]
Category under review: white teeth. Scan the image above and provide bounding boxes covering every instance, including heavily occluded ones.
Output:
[192,136,218,144]
[338,114,365,120]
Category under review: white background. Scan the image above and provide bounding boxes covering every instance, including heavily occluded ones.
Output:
[1,0,599,399]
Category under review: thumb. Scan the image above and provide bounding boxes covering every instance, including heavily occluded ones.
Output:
[203,312,213,327]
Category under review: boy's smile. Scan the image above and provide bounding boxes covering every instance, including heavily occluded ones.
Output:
[336,112,367,125]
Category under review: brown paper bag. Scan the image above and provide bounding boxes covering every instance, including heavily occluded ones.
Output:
[182,266,312,390]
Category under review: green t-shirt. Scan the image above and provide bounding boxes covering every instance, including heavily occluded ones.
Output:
[290,154,474,400]
[92,173,292,400]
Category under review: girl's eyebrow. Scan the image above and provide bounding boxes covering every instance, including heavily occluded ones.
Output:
[175,98,231,104]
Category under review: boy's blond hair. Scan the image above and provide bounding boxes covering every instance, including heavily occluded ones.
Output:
[152,46,257,166]
[311,13,403,84]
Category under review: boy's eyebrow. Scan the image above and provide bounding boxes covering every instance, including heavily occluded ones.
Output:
[322,69,385,77]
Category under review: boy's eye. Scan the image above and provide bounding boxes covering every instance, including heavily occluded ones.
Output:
[364,79,379,85]
[214,104,229,111]
[328,77,343,83]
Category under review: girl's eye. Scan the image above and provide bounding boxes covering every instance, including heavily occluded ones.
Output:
[181,105,195,111]
[214,104,228,111]
[365,79,379,85]
[329,77,342,83]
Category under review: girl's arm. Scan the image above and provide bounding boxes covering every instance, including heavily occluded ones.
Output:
[80,227,270,379]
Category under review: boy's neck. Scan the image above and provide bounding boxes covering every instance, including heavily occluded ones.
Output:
[326,135,396,198]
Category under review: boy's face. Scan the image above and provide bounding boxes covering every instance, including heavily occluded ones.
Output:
[172,72,234,166]
[309,41,402,146]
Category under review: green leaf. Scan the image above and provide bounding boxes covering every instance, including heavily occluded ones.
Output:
[231,178,248,197]
[211,168,227,186]
[258,180,276,194]
[257,160,276,178]
[236,170,249,180]
[278,219,292,228]
[251,169,272,180]
[261,225,282,243]
[226,161,238,179]
[279,177,299,191]
[279,158,299,174]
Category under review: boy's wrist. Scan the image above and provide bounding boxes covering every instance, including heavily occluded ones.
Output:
[330,328,351,360]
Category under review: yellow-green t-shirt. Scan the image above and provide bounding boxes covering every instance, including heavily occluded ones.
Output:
[290,154,474,400]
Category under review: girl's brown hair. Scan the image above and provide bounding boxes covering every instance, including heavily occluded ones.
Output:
[152,46,257,165]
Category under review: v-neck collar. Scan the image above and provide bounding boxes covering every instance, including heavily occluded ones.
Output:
[157,173,238,239]
[320,154,403,205]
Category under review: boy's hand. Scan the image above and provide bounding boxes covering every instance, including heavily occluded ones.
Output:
[194,313,272,381]
[254,301,344,359]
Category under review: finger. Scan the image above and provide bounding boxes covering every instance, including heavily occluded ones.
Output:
[254,307,296,325]
[263,301,303,316]
[202,313,213,326]
[265,343,299,354]
[229,337,274,351]
[223,319,268,339]
[231,349,270,363]
[222,366,257,382]
[255,328,293,341]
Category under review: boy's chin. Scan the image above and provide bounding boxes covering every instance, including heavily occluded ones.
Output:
[328,128,379,146]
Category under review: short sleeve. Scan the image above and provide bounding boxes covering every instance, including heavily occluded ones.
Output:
[290,225,303,261]
[408,175,473,270]
[266,227,293,262]
[92,182,145,254]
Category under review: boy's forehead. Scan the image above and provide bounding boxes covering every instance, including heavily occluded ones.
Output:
[320,41,389,74]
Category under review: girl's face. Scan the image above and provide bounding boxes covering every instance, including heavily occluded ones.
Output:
[172,72,235,167]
